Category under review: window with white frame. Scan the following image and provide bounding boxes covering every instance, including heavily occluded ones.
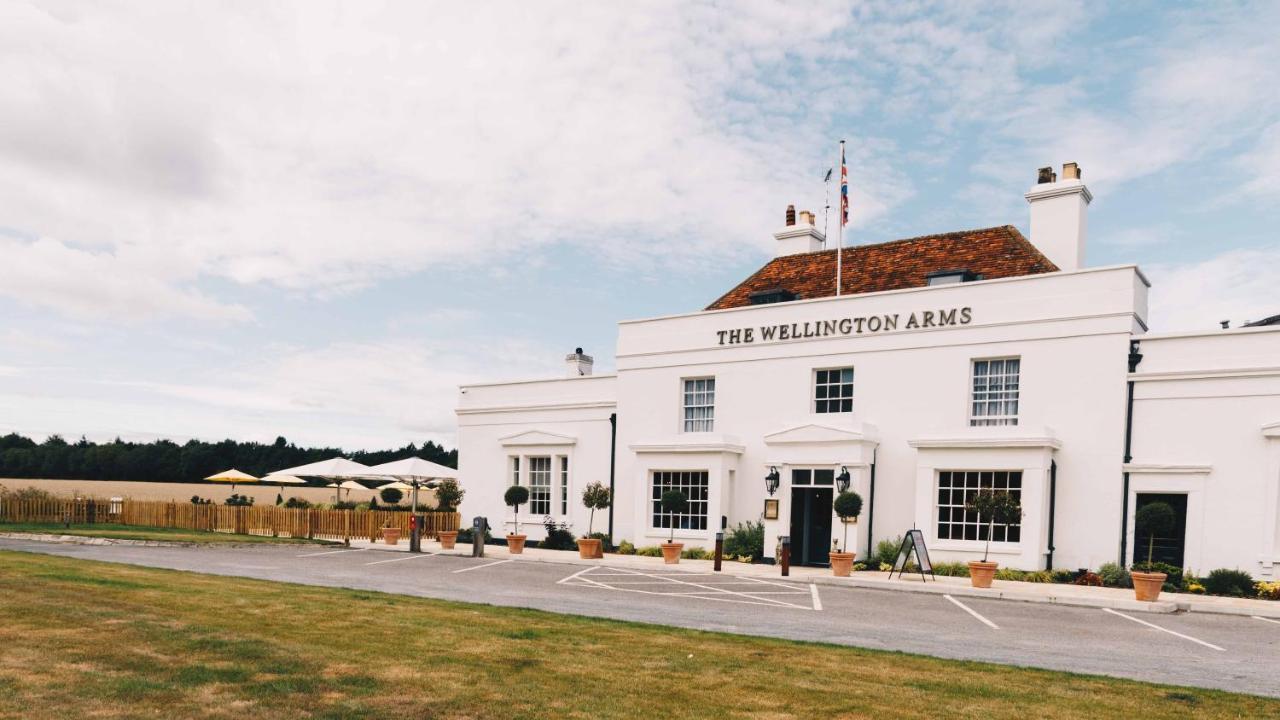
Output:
[682,378,715,432]
[510,456,520,486]
[651,470,709,531]
[559,457,569,515]
[936,470,1022,542]
[970,357,1020,426]
[528,456,551,516]
[814,367,854,414]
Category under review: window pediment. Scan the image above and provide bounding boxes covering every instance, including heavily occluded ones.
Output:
[763,422,878,446]
[499,430,577,447]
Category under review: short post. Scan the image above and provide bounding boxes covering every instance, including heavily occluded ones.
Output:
[713,531,724,572]
[779,535,791,577]
[409,514,421,553]
[471,516,487,558]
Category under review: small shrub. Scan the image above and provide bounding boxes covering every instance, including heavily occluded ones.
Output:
[735,555,753,563]
[635,545,663,557]
[0,486,58,502]
[932,562,970,578]
[681,547,711,560]
[585,531,612,552]
[189,495,213,505]
[873,536,902,567]
[615,540,636,555]
[723,521,764,560]
[1255,581,1280,600]
[581,482,612,536]
[877,562,892,572]
[456,526,491,544]
[1050,569,1076,584]
[433,478,464,513]
[1098,562,1131,588]
[539,516,576,551]
[379,487,403,505]
[1073,571,1103,587]
[225,494,254,507]
[283,497,311,509]
[1202,568,1255,597]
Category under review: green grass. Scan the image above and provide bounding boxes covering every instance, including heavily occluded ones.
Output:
[0,522,334,545]
[0,550,1276,719]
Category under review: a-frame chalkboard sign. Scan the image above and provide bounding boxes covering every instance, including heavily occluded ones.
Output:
[890,528,935,582]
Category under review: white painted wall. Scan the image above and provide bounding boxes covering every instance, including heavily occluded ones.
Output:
[1130,327,1280,577]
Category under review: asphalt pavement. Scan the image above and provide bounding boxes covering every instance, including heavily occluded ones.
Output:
[3,538,1278,697]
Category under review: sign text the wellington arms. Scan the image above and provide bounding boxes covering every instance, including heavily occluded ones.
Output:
[715,307,973,345]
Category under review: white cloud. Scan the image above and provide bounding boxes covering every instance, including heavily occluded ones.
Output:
[1145,246,1280,331]
[0,236,250,322]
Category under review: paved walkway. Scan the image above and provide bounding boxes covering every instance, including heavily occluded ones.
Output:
[352,536,1280,618]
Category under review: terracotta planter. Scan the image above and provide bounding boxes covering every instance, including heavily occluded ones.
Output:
[1131,570,1168,602]
[506,534,527,554]
[968,560,998,588]
[660,542,684,564]
[381,527,400,545]
[438,530,458,550]
[577,538,603,560]
[829,551,856,577]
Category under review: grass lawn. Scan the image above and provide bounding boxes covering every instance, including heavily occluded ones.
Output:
[0,551,1275,719]
[0,522,335,545]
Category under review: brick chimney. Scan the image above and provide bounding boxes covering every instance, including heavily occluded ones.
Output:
[565,347,593,377]
[774,205,825,257]
[1025,162,1091,271]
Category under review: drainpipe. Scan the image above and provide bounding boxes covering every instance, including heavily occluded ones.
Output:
[1119,340,1143,565]
[866,449,877,556]
[1046,459,1057,570]
[607,412,617,545]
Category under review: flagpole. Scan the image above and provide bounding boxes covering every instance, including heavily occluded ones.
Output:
[837,139,845,297]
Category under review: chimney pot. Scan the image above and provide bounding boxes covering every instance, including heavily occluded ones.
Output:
[785,204,796,226]
[1062,162,1081,180]
[1037,166,1054,184]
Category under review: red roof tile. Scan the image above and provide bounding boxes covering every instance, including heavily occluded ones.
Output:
[705,225,1057,310]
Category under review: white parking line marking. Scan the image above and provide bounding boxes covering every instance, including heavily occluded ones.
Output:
[1252,615,1280,626]
[1103,608,1225,651]
[453,559,513,574]
[557,566,594,585]
[364,553,435,566]
[296,548,369,558]
[810,584,822,611]
[944,594,999,629]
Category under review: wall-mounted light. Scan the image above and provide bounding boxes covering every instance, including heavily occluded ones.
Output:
[836,466,851,493]
[765,467,780,496]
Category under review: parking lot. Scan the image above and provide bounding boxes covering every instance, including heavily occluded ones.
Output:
[3,537,1279,697]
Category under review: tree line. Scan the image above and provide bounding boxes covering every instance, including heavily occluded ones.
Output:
[0,433,456,483]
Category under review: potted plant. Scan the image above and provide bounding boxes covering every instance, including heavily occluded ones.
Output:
[381,521,400,545]
[659,490,688,564]
[578,481,612,559]
[504,485,529,554]
[434,478,465,549]
[830,490,863,577]
[964,488,1022,588]
[1131,501,1176,602]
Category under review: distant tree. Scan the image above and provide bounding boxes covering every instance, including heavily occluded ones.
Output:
[433,478,464,513]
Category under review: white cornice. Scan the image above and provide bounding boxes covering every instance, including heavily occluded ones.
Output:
[1264,422,1280,440]
[1130,366,1280,382]
[1023,180,1093,204]
[908,434,1062,450]
[1123,463,1212,474]
[629,436,745,455]
[457,400,616,416]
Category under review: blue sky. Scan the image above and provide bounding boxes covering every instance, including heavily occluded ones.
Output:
[1,1,1277,449]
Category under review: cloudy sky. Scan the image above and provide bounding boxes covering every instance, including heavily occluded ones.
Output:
[1,1,1277,450]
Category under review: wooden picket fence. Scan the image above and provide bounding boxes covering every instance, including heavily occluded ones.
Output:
[0,497,459,542]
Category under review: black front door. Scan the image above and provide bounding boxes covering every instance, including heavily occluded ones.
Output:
[1134,493,1188,567]
[790,486,834,566]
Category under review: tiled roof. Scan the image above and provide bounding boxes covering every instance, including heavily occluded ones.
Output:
[705,225,1057,310]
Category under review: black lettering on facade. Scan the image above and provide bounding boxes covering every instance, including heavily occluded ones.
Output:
[884,314,899,331]
[906,313,920,329]
[779,325,790,340]
[939,308,956,326]
[761,326,777,341]
[922,310,936,328]
[960,307,972,324]
[822,320,837,336]
[852,317,866,333]
[744,328,754,343]
[867,315,882,332]
[838,318,853,334]
[717,330,728,345]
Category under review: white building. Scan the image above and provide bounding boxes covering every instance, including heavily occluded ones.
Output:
[456,164,1280,576]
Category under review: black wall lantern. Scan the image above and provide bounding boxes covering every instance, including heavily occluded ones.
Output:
[765,467,780,496]
[836,466,851,493]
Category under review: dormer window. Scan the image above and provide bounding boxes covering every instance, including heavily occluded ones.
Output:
[926,269,980,286]
[748,287,796,305]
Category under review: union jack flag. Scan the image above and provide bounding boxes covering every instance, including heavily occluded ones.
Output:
[840,143,849,227]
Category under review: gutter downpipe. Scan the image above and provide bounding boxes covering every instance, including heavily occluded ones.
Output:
[1119,340,1143,566]
[866,448,877,556]
[1046,459,1057,570]
[607,412,617,545]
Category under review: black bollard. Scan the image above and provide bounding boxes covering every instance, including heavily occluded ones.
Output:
[713,532,724,572]
[780,535,791,577]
